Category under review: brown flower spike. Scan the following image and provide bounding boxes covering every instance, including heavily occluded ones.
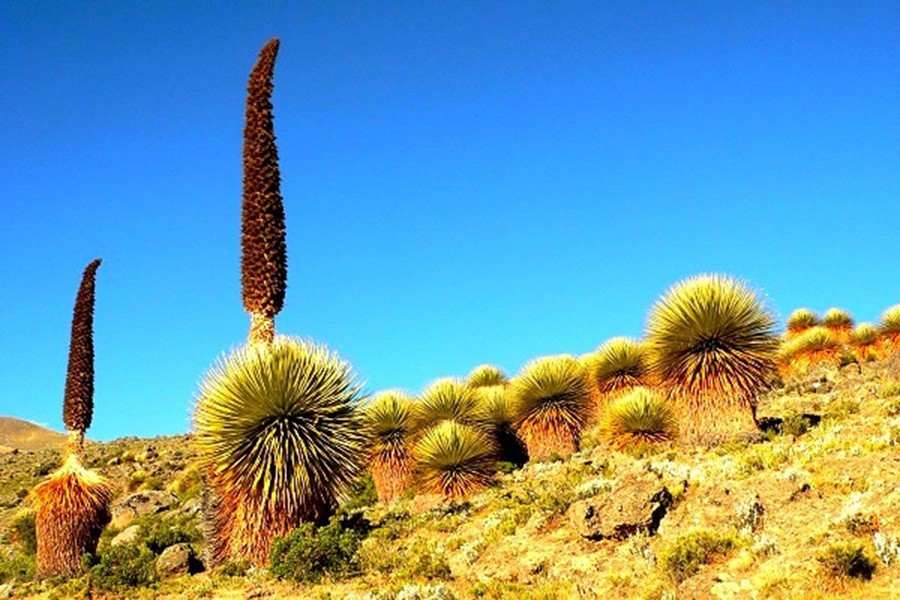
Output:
[241,38,287,343]
[62,258,101,440]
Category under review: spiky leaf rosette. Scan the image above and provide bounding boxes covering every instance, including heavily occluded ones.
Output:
[778,326,841,377]
[475,385,528,466]
[416,378,484,430]
[30,454,111,578]
[785,308,819,338]
[880,305,900,349]
[193,336,366,565]
[62,259,101,437]
[413,421,496,499]
[850,323,884,361]
[822,308,853,340]
[510,355,591,461]
[241,38,287,343]
[645,275,778,428]
[601,387,677,451]
[363,391,416,501]
[466,364,508,388]
[586,337,653,405]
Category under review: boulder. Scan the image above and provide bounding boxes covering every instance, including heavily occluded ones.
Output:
[155,543,203,578]
[568,475,673,541]
[111,490,177,529]
[110,524,141,547]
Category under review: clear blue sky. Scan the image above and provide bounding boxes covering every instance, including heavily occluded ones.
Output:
[1,2,898,440]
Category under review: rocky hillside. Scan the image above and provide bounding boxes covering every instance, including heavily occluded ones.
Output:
[1,356,899,599]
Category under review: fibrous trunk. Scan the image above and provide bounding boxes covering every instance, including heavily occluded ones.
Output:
[31,455,111,579]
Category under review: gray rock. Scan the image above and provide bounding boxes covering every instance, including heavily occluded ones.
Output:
[568,475,673,541]
[110,524,141,547]
[110,490,177,529]
[155,543,203,578]
[180,496,201,516]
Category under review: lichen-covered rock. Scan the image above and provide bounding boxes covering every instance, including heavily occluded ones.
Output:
[155,543,203,578]
[568,475,673,541]
[110,524,141,547]
[110,490,177,529]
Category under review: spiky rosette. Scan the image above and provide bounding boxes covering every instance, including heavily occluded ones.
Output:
[241,38,287,344]
[822,308,853,342]
[475,385,528,466]
[601,387,677,451]
[362,391,416,501]
[62,259,101,440]
[585,337,653,407]
[850,323,884,362]
[510,355,591,461]
[880,305,900,350]
[30,454,112,578]
[413,421,496,499]
[466,364,508,388]
[416,378,483,430]
[778,325,841,376]
[785,308,819,339]
[193,337,366,565]
[645,275,778,431]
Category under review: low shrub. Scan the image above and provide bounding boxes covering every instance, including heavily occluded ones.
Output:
[138,514,202,555]
[9,511,37,555]
[338,473,378,514]
[818,542,876,580]
[269,518,364,583]
[659,529,736,582]
[0,550,35,584]
[88,544,157,591]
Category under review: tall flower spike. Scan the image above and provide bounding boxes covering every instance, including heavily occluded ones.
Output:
[242,38,287,344]
[62,258,101,453]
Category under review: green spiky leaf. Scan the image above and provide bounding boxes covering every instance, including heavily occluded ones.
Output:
[413,421,495,499]
[645,274,778,409]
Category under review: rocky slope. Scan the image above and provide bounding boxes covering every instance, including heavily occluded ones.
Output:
[1,355,899,599]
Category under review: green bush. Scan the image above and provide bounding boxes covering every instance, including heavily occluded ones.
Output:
[269,518,364,583]
[10,511,37,555]
[659,529,736,582]
[219,560,251,577]
[338,474,378,514]
[819,542,876,580]
[0,550,34,584]
[138,514,202,555]
[88,544,157,590]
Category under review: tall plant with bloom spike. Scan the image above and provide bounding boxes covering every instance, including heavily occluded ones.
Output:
[242,38,287,345]
[31,259,111,578]
[194,39,368,568]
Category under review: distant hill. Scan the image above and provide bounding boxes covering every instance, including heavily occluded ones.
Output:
[0,417,66,452]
